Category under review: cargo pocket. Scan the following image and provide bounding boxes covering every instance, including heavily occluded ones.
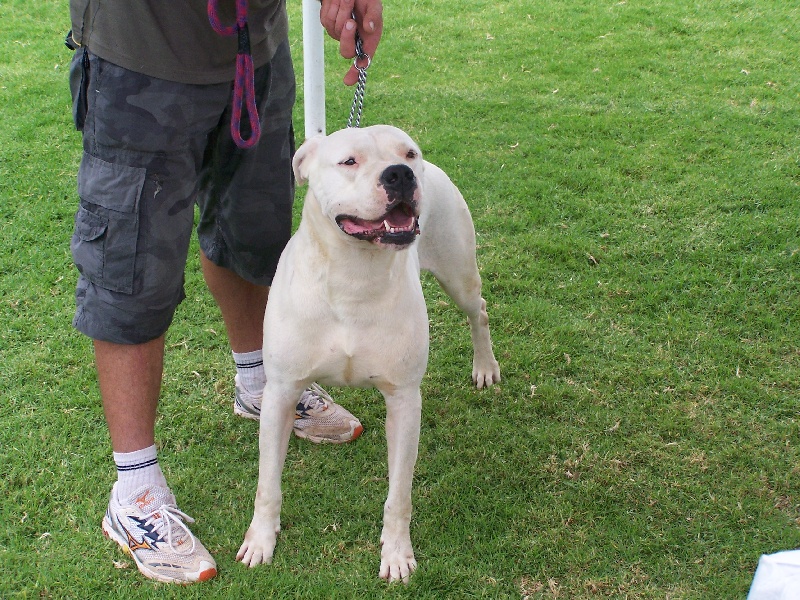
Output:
[71,207,108,285]
[71,152,146,294]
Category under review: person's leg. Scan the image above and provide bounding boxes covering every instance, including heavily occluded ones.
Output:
[196,44,286,407]
[201,255,272,406]
[69,49,227,583]
[95,337,173,499]
[95,336,164,453]
[200,254,268,353]
[196,44,361,442]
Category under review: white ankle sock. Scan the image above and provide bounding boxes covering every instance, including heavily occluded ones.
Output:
[113,445,168,501]
[233,348,266,396]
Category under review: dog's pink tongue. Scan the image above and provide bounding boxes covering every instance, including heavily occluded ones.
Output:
[340,217,382,235]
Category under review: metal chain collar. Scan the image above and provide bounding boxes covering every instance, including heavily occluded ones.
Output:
[347,34,371,128]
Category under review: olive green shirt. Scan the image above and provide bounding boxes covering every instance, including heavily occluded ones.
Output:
[69,0,289,84]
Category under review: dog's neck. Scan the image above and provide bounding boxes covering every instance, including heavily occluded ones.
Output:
[296,190,418,303]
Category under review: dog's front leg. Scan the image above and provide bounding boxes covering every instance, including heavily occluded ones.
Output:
[237,381,301,567]
[379,387,422,583]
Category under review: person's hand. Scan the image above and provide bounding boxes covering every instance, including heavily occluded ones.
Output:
[319,0,383,85]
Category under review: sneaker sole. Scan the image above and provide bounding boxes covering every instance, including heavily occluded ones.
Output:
[233,401,260,421]
[233,401,364,444]
[234,400,364,444]
[293,422,364,444]
[101,516,217,583]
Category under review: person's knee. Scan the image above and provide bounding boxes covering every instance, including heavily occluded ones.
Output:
[73,276,184,345]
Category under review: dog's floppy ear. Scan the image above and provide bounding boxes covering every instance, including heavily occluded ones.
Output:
[292,135,323,185]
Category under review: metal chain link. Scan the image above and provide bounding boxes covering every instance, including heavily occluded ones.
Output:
[347,34,371,128]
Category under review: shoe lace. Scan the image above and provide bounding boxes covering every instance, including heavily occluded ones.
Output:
[298,383,332,412]
[142,504,197,555]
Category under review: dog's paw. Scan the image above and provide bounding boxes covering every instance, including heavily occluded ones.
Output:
[236,522,280,568]
[473,358,501,389]
[379,537,417,583]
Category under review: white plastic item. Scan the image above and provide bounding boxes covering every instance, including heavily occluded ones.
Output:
[749,550,800,599]
[302,0,326,138]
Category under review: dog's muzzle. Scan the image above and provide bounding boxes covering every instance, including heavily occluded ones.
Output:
[336,165,421,247]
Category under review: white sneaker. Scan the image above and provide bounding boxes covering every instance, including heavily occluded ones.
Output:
[101,483,217,583]
[234,377,364,443]
[293,383,365,444]
[233,374,262,420]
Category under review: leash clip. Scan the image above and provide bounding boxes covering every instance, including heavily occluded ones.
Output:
[353,35,371,72]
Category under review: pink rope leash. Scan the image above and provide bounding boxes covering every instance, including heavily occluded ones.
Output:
[208,0,261,149]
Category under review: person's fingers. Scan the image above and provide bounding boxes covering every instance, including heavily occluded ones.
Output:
[355,0,383,59]
[341,0,382,85]
[320,0,383,85]
[339,19,357,59]
[333,0,353,39]
[343,66,359,86]
[319,0,354,40]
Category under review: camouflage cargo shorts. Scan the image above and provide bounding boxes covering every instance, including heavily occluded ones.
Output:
[69,41,295,344]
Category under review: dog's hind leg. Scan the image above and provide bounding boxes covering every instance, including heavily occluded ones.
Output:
[417,163,500,388]
[426,264,501,389]
[378,387,422,583]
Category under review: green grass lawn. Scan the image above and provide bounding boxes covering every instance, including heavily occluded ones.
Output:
[1,0,798,597]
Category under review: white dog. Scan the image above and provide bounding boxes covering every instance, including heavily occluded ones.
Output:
[236,125,500,582]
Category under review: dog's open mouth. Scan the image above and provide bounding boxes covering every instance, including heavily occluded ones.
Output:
[336,202,420,246]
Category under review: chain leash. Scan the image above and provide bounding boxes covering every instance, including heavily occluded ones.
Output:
[347,34,371,128]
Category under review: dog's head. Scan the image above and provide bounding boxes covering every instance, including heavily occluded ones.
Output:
[293,125,424,249]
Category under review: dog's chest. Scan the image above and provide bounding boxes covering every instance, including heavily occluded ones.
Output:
[267,231,429,388]
[311,311,427,388]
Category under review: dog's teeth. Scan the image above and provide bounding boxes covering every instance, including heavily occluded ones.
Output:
[382,219,415,235]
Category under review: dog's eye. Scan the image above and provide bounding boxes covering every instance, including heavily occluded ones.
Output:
[406,150,418,160]
[339,157,357,166]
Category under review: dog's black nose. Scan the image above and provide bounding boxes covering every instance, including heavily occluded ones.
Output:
[379,164,416,195]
